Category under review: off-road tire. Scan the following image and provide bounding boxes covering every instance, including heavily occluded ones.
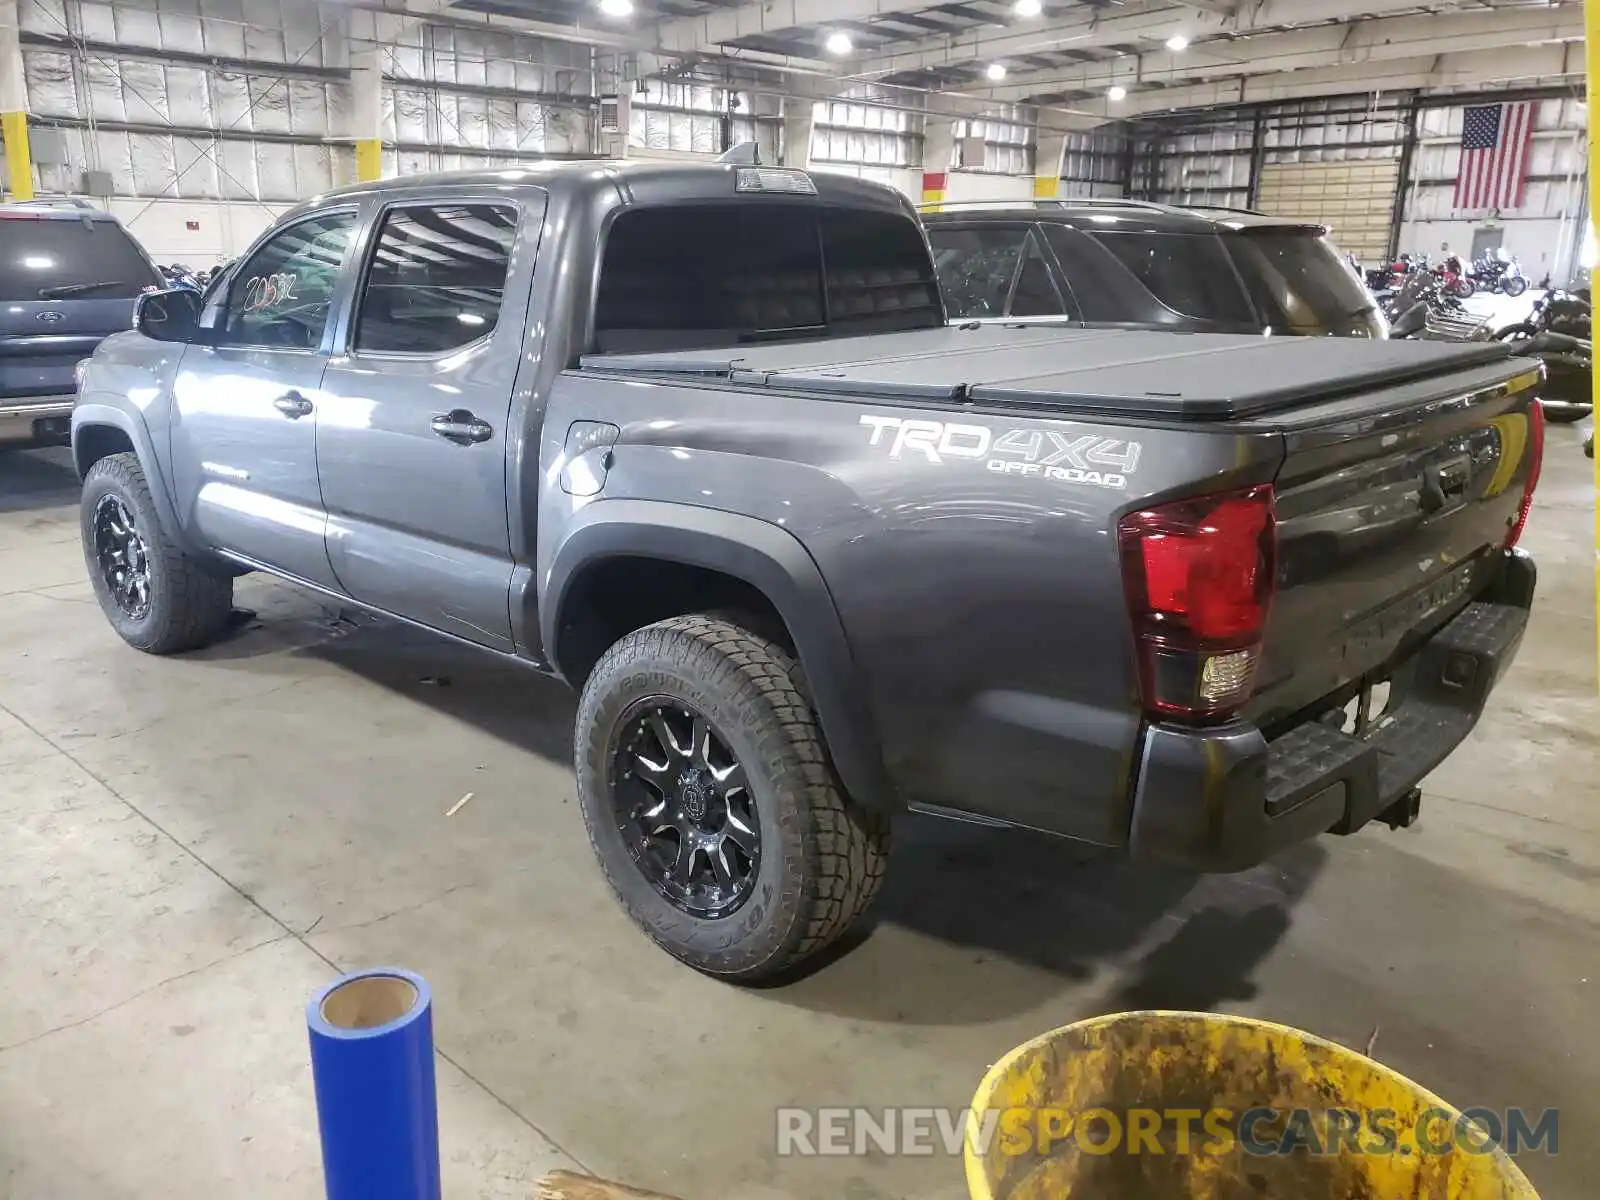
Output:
[576,614,891,982]
[81,452,233,654]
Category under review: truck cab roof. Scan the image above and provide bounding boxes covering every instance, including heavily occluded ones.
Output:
[297,159,918,221]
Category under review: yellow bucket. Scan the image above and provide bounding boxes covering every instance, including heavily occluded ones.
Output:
[965,1011,1540,1200]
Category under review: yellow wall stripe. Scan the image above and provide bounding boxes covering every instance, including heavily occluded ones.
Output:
[355,138,382,183]
[2,112,34,201]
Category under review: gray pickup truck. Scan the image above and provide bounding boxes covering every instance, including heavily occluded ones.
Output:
[72,161,1542,981]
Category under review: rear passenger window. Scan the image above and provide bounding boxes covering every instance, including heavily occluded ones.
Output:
[927,225,1027,318]
[1009,234,1065,317]
[354,204,516,354]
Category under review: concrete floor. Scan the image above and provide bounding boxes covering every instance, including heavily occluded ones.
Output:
[1,433,1595,1200]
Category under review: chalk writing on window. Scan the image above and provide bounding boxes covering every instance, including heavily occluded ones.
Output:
[241,271,300,313]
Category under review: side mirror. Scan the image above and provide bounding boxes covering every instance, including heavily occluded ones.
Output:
[133,287,202,343]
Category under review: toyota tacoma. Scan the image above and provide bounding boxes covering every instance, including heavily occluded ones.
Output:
[72,160,1542,981]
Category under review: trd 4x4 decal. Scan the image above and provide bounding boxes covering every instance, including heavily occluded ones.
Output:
[858,415,1141,490]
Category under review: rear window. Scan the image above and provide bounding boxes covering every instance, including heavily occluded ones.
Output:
[0,217,158,301]
[1042,225,1255,330]
[1079,230,1256,324]
[1223,231,1382,337]
[593,204,942,353]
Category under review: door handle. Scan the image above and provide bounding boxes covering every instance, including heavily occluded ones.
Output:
[273,391,314,419]
[430,409,494,445]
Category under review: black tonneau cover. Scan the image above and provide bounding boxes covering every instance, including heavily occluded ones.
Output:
[578,324,1515,420]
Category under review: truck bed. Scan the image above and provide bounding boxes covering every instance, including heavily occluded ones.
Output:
[578,324,1515,420]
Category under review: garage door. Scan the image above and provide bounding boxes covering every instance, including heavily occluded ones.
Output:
[1256,160,1400,263]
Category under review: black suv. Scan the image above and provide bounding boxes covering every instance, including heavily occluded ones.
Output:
[0,200,164,448]
[924,199,1386,339]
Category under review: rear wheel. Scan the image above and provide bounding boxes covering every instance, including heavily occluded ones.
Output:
[81,453,233,653]
[1541,403,1592,425]
[1452,277,1476,299]
[575,614,890,982]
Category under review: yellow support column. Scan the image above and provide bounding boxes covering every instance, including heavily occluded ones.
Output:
[1034,131,1066,203]
[354,138,382,183]
[349,37,383,183]
[1589,0,1599,691]
[2,110,31,200]
[1,0,32,200]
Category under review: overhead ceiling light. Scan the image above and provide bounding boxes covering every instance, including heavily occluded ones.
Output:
[986,62,1007,80]
[598,0,632,16]
[825,31,853,55]
[1013,0,1043,16]
[1165,33,1189,51]
[1107,85,1127,101]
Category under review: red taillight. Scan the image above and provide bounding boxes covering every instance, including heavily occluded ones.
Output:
[1119,485,1277,720]
[1504,399,1544,550]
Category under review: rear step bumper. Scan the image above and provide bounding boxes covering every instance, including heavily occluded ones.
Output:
[0,395,74,445]
[1128,554,1533,872]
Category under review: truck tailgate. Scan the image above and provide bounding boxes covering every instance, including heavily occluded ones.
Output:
[1242,357,1543,729]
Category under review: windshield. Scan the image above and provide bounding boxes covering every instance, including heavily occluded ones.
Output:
[0,217,160,302]
[1223,231,1384,337]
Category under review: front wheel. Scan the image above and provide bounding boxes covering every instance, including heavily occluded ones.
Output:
[1452,277,1476,299]
[1503,276,1528,298]
[81,453,233,653]
[575,614,890,982]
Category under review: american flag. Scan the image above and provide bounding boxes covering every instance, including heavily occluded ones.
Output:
[1454,102,1535,211]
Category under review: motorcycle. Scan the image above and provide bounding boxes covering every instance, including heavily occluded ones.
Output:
[1365,252,1422,294]
[1493,286,1592,423]
[160,262,204,292]
[1434,254,1475,300]
[1382,268,1485,341]
[1469,252,1528,297]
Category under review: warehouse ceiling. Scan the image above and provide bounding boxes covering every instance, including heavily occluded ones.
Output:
[421,0,1586,122]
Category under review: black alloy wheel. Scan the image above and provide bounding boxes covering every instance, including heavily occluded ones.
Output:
[612,700,761,919]
[93,493,152,620]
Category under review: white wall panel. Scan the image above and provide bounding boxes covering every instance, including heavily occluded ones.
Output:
[809,161,919,202]
[945,171,1031,205]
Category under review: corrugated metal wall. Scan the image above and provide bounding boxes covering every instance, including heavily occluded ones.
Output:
[1058,129,1127,198]
[1131,97,1407,209]
[1398,96,1588,282]
[1124,91,1588,279]
[13,0,596,203]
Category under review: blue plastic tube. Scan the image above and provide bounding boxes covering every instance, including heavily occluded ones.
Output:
[306,967,441,1200]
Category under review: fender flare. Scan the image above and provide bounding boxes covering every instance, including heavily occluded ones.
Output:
[72,401,208,560]
[544,499,899,812]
